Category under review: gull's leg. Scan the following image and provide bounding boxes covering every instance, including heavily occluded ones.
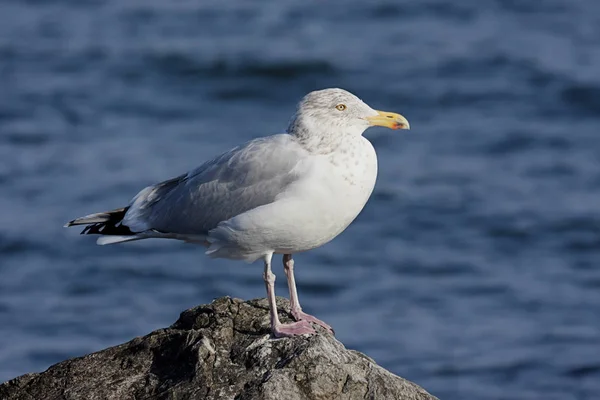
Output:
[283,254,334,334]
[263,252,315,338]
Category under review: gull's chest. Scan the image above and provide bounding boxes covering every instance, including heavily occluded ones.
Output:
[320,138,378,217]
[263,138,378,252]
[329,138,377,195]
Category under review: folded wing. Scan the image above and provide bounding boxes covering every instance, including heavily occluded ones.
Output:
[122,134,306,236]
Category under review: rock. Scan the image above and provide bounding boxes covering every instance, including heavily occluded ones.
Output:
[0,297,438,400]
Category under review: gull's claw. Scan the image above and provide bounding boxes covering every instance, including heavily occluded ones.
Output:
[273,319,316,338]
[291,309,335,335]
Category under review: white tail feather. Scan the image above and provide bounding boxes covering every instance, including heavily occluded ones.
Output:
[97,236,143,245]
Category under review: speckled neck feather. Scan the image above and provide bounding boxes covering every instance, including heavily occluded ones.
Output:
[287,116,348,154]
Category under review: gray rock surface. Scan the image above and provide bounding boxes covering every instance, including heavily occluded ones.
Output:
[0,297,438,400]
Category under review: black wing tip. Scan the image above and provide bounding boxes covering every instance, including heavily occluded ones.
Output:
[79,221,134,236]
[64,207,130,230]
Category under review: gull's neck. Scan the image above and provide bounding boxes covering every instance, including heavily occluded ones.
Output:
[287,117,365,154]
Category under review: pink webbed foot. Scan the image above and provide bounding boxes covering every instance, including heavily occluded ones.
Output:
[292,309,335,335]
[272,319,316,338]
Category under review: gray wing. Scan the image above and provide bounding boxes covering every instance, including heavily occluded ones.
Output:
[122,134,306,235]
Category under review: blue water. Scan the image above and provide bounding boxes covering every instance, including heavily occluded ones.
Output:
[1,1,600,399]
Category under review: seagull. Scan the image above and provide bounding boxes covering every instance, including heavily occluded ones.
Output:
[65,88,410,337]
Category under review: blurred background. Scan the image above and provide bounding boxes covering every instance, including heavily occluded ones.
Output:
[1,0,599,399]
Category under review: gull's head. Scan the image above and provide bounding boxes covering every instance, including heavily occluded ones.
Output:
[287,88,409,139]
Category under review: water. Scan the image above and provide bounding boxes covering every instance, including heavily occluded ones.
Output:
[1,1,599,399]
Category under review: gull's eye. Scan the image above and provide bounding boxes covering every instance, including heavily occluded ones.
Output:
[335,104,347,111]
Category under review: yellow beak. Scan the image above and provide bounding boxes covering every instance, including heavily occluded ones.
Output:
[365,110,410,130]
